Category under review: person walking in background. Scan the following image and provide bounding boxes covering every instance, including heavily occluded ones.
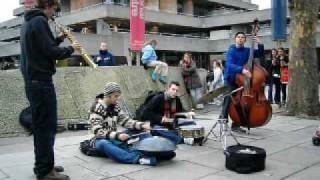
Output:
[94,42,116,66]
[209,60,224,91]
[179,53,203,109]
[20,0,81,179]
[278,47,289,106]
[268,48,281,104]
[141,39,168,84]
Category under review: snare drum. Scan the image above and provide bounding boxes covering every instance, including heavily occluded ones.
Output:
[178,125,205,138]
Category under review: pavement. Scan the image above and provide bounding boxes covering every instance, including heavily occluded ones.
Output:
[0,104,320,180]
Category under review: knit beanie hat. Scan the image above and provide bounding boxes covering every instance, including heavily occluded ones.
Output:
[104,82,121,97]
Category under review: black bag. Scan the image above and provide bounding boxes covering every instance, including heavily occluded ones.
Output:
[19,106,33,134]
[135,91,163,121]
[224,144,266,174]
[79,139,106,157]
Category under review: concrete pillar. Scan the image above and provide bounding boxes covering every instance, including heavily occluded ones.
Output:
[183,0,193,15]
[96,19,112,35]
[159,0,177,13]
[145,0,159,11]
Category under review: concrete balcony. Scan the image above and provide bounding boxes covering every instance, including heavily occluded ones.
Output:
[208,0,258,10]
[0,28,20,41]
[13,7,25,16]
[57,3,201,28]
[0,18,23,29]
[1,31,320,58]
[202,9,272,28]
[0,42,20,56]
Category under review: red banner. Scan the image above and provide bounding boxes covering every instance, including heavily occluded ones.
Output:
[130,0,145,51]
[24,0,36,9]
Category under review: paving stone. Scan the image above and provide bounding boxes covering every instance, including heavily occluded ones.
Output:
[175,145,217,160]
[0,169,8,179]
[186,150,226,170]
[63,164,106,180]
[285,165,320,180]
[100,176,132,180]
[123,160,218,180]
[247,138,296,155]
[0,151,34,168]
[1,163,36,180]
[269,146,320,166]
[264,126,317,145]
[80,158,149,177]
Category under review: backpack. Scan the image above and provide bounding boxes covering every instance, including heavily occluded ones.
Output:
[79,139,106,157]
[135,91,163,121]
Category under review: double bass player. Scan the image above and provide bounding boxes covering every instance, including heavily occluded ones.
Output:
[219,31,265,133]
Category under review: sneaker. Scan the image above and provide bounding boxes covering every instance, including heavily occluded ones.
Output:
[38,169,70,180]
[151,72,158,81]
[231,126,246,133]
[183,138,194,145]
[138,157,157,166]
[159,75,167,84]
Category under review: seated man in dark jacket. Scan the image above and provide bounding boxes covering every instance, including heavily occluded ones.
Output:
[94,42,116,66]
[142,81,194,144]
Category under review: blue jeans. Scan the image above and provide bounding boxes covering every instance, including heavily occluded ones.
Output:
[25,80,57,178]
[152,125,183,145]
[95,130,152,164]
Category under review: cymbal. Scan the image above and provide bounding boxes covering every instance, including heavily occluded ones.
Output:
[197,86,229,104]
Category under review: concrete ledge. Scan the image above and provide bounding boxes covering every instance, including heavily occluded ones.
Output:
[0,66,200,135]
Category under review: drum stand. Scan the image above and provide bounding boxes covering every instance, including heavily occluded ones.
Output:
[202,118,240,150]
[202,87,244,150]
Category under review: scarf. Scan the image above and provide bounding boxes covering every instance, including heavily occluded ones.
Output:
[163,92,177,118]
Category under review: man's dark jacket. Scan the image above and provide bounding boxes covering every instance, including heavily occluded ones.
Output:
[142,93,185,126]
[20,9,74,81]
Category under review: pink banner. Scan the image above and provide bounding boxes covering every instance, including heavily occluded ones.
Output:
[130,0,145,51]
[24,0,36,9]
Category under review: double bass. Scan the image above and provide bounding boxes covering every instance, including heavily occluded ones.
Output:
[228,18,272,129]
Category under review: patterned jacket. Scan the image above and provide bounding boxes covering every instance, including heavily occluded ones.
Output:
[89,98,145,141]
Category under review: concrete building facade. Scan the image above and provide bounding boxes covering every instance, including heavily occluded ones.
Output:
[0,0,319,70]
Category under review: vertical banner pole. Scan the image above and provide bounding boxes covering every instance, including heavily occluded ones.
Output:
[130,0,145,66]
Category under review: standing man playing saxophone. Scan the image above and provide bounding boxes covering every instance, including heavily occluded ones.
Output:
[20,0,80,179]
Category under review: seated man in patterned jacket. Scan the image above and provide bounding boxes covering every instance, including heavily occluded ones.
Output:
[88,82,157,166]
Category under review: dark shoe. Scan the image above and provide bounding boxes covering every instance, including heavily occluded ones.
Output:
[38,169,70,180]
[54,166,64,173]
[218,114,228,120]
[231,126,246,133]
[34,166,64,176]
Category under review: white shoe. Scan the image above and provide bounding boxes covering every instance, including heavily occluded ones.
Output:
[184,138,194,145]
[138,157,157,166]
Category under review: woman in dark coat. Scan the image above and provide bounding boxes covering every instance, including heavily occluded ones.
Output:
[179,53,203,107]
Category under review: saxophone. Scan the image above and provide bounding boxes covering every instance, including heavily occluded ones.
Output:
[53,20,97,68]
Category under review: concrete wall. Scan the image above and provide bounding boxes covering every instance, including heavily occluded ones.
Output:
[0,66,200,135]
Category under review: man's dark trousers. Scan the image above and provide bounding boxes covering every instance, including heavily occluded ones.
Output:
[26,80,57,179]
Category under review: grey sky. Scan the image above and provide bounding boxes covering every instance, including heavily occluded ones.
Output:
[0,0,271,23]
